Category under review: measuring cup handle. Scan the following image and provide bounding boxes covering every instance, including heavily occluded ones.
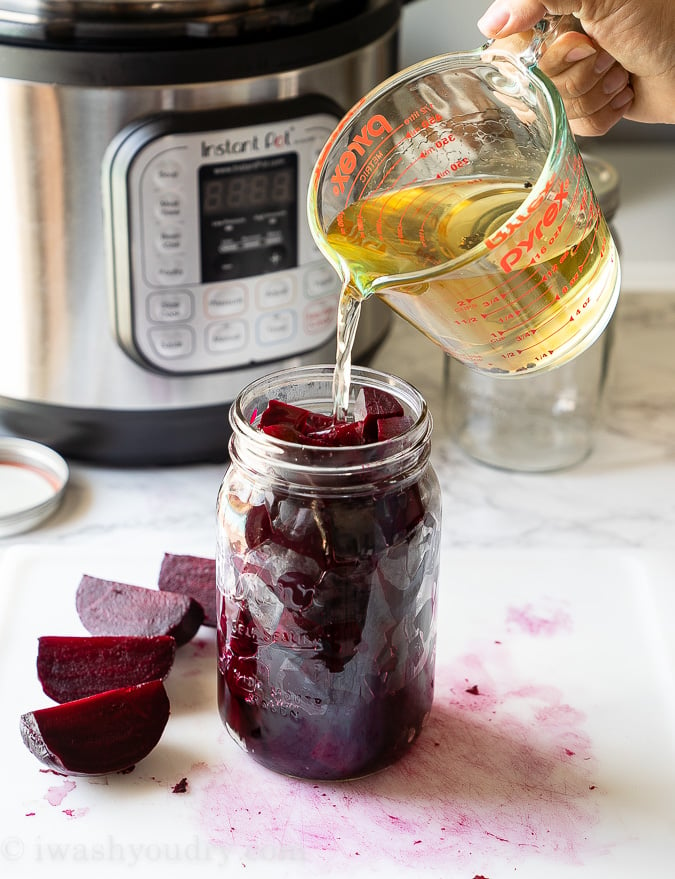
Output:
[483,13,582,68]
[523,13,575,66]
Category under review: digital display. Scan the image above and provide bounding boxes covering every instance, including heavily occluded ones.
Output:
[199,153,298,283]
[201,167,295,215]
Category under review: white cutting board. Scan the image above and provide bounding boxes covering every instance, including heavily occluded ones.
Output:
[0,543,674,878]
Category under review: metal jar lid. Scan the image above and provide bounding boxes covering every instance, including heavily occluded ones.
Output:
[0,437,69,537]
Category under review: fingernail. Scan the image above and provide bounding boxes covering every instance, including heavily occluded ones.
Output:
[594,52,615,74]
[564,45,597,63]
[610,87,634,110]
[603,66,629,94]
[477,2,510,37]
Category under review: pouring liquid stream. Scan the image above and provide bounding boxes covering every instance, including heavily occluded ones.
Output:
[329,173,619,418]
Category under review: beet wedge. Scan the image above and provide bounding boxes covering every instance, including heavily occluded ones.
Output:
[37,635,176,703]
[158,553,217,627]
[255,390,412,448]
[76,575,204,646]
[20,680,170,775]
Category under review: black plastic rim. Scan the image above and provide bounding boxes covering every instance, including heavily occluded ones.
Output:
[0,1,402,86]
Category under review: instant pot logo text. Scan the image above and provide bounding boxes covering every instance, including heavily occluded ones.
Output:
[201,129,292,157]
[331,114,392,196]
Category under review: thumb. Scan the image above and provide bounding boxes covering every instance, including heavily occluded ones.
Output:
[477,0,568,38]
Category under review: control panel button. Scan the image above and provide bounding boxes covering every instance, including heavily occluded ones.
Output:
[148,326,194,359]
[205,284,247,318]
[266,245,288,271]
[155,191,183,220]
[306,264,339,299]
[256,275,295,310]
[150,257,187,286]
[152,158,183,187]
[155,226,185,254]
[257,311,296,346]
[206,320,247,354]
[304,300,337,337]
[147,290,193,323]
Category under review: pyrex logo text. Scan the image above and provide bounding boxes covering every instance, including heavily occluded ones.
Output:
[486,179,570,273]
[331,115,392,196]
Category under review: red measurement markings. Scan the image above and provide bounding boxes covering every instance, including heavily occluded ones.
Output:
[346,122,406,205]
[479,266,562,330]
[515,299,590,356]
[419,189,449,250]
[479,214,601,331]
[395,186,435,246]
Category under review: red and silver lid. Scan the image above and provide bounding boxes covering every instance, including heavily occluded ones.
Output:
[0,438,69,537]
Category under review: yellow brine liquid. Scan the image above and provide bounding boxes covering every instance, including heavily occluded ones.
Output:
[326,174,619,412]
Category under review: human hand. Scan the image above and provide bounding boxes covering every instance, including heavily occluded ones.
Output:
[477,0,675,135]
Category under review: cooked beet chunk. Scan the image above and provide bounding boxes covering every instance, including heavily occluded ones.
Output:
[354,386,404,419]
[20,680,170,776]
[258,399,308,430]
[303,419,367,446]
[255,390,411,448]
[37,635,176,703]
[76,575,203,646]
[376,415,414,441]
[158,553,217,627]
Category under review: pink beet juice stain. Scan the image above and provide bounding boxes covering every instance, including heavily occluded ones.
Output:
[62,807,89,819]
[506,603,573,637]
[194,619,603,871]
[45,778,76,807]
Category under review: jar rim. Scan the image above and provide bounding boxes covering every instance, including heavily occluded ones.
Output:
[228,364,432,484]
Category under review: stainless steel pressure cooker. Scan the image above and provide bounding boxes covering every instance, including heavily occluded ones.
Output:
[0,0,404,464]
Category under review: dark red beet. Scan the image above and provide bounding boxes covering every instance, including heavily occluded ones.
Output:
[158,553,217,627]
[258,399,308,429]
[256,391,411,448]
[355,386,404,418]
[76,575,203,646]
[258,423,305,443]
[37,635,176,703]
[303,419,366,446]
[259,399,334,437]
[20,680,170,775]
[376,415,414,441]
[245,504,274,549]
[301,411,335,433]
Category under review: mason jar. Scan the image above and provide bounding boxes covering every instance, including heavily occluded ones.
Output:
[216,364,442,780]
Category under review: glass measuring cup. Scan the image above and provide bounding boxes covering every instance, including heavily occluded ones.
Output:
[307,17,620,377]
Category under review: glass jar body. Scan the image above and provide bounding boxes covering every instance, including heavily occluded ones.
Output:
[216,365,442,780]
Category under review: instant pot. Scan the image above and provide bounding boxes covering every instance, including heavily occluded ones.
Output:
[0,0,405,465]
